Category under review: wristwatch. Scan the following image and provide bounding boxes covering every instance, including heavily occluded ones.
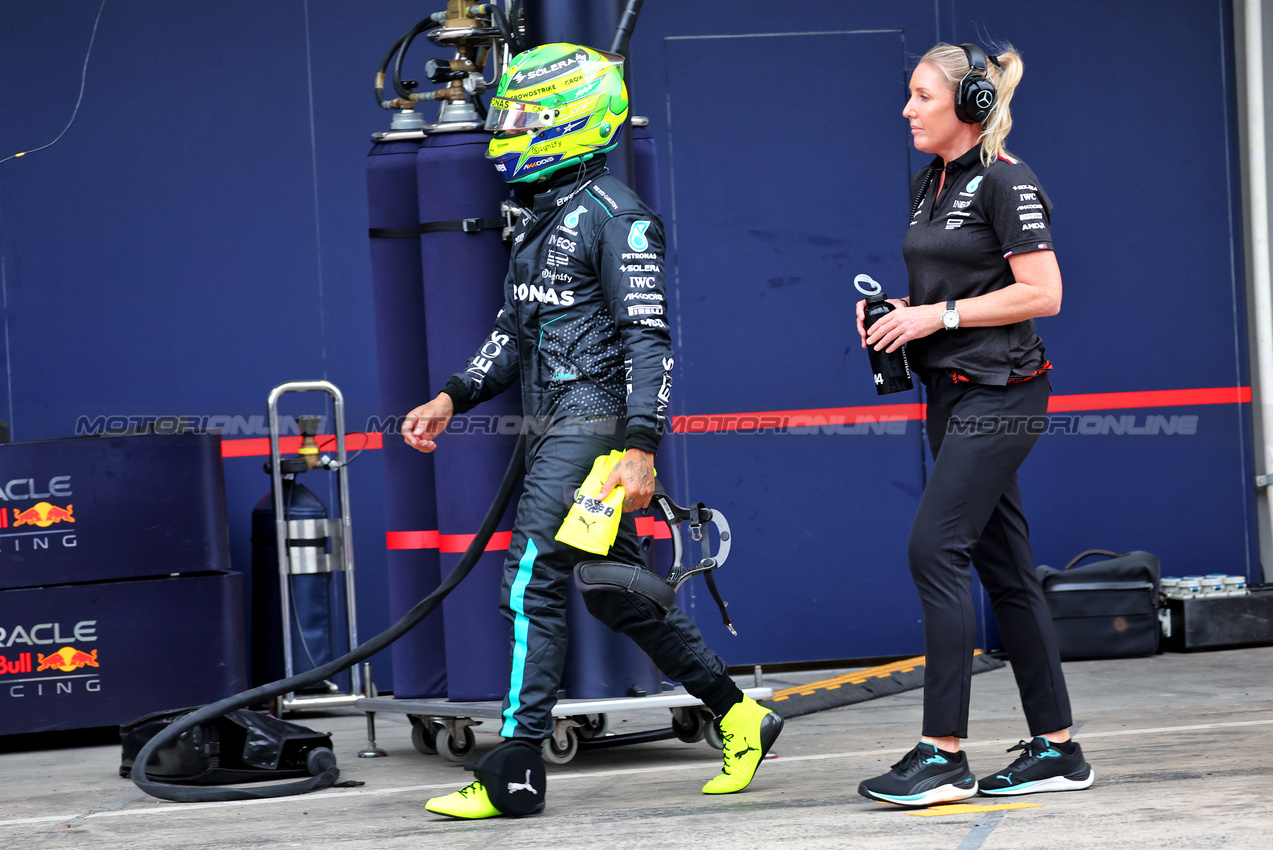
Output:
[942,300,960,331]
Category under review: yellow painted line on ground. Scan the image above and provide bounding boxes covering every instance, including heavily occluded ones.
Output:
[767,651,990,702]
[767,657,923,700]
[905,802,1043,817]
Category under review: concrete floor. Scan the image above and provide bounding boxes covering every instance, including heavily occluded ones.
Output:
[1,646,1270,849]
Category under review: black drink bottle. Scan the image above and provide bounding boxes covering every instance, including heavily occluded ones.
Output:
[855,274,914,395]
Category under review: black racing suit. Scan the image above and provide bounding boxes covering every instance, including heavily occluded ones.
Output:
[442,157,741,741]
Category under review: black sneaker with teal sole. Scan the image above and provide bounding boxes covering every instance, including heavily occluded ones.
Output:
[857,742,978,807]
[978,737,1095,796]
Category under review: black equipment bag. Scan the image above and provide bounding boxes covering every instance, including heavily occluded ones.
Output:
[120,706,334,785]
[1036,549,1161,661]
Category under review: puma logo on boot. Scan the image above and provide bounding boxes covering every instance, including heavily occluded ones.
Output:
[507,770,538,796]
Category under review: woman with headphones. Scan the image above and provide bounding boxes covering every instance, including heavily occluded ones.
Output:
[854,43,1095,807]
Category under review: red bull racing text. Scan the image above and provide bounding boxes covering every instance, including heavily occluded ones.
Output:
[0,475,77,552]
[1,619,101,699]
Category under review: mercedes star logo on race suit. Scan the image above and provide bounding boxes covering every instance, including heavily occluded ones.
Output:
[975,90,994,109]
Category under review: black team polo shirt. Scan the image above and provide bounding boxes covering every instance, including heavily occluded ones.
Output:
[903,145,1054,385]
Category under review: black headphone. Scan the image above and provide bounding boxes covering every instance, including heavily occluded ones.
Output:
[954,43,999,124]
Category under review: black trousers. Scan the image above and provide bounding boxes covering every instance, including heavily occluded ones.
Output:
[497,425,735,740]
[910,373,1072,739]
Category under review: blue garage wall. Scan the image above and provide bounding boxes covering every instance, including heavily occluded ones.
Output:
[0,0,1257,674]
[658,29,929,661]
[629,0,1256,662]
[625,1,944,663]
[945,0,1256,647]
[0,0,430,690]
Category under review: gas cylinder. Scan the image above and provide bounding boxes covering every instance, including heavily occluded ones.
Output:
[367,114,448,699]
[249,478,345,690]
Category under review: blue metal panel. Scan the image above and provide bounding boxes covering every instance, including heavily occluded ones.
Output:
[949,0,1249,393]
[0,571,247,736]
[660,31,928,664]
[0,433,230,589]
[1024,405,1254,568]
[0,0,429,691]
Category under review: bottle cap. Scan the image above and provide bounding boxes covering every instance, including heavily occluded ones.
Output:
[854,274,883,297]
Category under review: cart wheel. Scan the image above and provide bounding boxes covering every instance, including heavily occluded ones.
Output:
[703,711,725,750]
[671,709,705,744]
[542,727,578,765]
[435,725,476,763]
[574,714,608,740]
[408,716,438,755]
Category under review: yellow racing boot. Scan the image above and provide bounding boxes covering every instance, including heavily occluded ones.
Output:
[424,780,503,819]
[702,696,784,794]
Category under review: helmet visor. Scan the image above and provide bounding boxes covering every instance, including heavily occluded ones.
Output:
[485,97,559,133]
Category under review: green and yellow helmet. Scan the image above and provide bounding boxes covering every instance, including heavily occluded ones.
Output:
[485,43,628,183]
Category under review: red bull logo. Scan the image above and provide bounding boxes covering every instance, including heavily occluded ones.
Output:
[12,502,75,528]
[0,652,33,675]
[36,646,99,672]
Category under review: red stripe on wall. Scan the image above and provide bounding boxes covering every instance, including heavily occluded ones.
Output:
[385,530,440,550]
[668,386,1251,434]
[437,530,514,553]
[220,432,384,458]
[385,530,513,552]
[1045,385,1252,413]
[386,517,671,551]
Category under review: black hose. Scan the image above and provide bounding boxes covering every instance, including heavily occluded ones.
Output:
[131,433,527,802]
[610,0,645,57]
[377,15,441,108]
[510,1,524,46]
[375,31,409,108]
[484,4,526,55]
[393,16,444,99]
[464,4,524,55]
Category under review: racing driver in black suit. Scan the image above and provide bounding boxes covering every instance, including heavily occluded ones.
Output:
[404,42,782,820]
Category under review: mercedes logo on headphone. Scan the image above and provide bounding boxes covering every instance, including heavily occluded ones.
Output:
[975,90,994,109]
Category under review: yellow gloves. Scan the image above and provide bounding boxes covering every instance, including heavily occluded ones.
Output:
[555,450,632,555]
